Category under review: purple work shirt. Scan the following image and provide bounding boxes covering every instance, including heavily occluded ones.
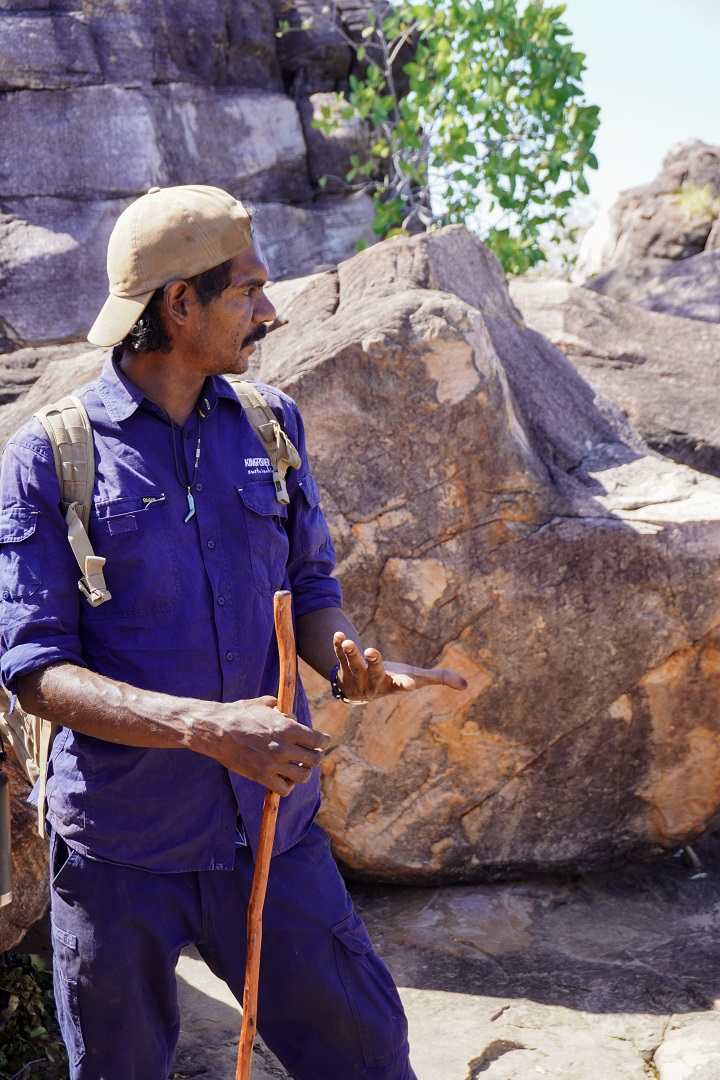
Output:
[0,350,342,871]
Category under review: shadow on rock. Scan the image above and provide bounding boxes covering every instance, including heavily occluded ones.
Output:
[349,830,720,1018]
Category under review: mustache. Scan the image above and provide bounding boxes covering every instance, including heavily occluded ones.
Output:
[242,324,268,348]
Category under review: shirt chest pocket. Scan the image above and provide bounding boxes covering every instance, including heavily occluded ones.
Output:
[84,495,180,619]
[236,483,289,596]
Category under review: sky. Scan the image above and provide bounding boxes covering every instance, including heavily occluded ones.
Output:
[558,0,720,209]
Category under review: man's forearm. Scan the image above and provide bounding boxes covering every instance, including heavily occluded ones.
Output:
[18,662,205,751]
[295,608,362,679]
[16,662,330,795]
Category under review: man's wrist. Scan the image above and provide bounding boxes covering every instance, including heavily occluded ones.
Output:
[329,662,368,706]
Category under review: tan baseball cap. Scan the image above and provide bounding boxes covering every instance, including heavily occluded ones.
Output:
[87,184,254,347]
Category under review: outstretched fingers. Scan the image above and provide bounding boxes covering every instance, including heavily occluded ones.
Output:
[364,647,387,695]
[332,632,372,699]
[333,632,365,682]
[364,647,415,695]
[384,662,468,692]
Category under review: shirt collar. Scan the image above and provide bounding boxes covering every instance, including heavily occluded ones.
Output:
[214,376,247,404]
[96,347,145,423]
[96,347,244,423]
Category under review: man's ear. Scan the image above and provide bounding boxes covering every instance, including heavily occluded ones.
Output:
[162,280,194,327]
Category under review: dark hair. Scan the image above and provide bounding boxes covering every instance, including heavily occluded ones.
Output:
[121,259,234,355]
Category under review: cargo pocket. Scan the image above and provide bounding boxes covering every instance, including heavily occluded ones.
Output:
[332,911,409,1068]
[237,482,289,595]
[51,925,85,1068]
[0,507,41,597]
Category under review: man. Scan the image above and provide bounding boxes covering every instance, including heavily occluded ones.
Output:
[0,185,466,1079]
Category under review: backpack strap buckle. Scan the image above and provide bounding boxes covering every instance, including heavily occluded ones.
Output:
[77,554,112,608]
[66,503,112,608]
[273,470,290,504]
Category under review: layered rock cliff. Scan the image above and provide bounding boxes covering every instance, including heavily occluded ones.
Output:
[0,0,381,361]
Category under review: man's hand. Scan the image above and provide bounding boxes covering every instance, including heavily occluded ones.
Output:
[332,632,468,704]
[201,696,331,796]
[18,664,330,800]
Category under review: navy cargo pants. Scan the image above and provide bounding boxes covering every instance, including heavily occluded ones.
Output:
[49,824,417,1080]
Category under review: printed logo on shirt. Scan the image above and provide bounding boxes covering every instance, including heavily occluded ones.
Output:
[244,456,273,476]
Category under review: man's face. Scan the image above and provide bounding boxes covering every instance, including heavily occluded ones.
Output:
[189,242,276,376]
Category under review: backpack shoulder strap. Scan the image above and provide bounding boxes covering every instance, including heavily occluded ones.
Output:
[225,378,301,504]
[34,395,95,530]
[34,395,111,608]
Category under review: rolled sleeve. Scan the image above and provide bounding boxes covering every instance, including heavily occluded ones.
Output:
[0,426,85,692]
[287,462,342,617]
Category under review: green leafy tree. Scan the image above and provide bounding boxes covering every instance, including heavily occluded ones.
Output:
[314,0,600,274]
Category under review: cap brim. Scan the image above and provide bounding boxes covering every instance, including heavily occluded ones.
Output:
[87,290,155,348]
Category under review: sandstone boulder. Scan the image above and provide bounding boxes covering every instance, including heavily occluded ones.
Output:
[595,249,720,324]
[0,751,49,953]
[249,226,720,882]
[580,139,720,275]
[509,278,720,478]
[585,250,720,324]
[0,347,102,444]
[7,229,720,885]
[0,343,99,407]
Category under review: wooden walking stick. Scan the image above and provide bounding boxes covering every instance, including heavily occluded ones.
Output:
[236,590,296,1080]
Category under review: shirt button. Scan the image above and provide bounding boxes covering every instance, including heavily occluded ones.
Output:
[2,590,9,600]
[207,539,215,550]
[217,595,225,606]
[195,482,203,492]
[225,651,234,662]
